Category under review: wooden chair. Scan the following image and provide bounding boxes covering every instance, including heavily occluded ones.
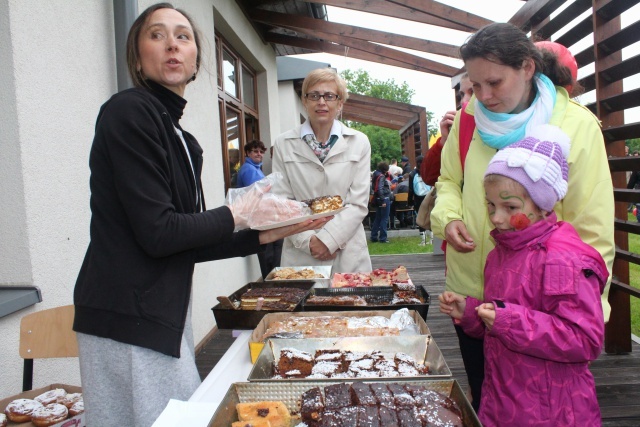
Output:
[19,305,78,391]
[392,192,415,228]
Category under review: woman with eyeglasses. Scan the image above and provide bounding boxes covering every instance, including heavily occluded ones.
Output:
[237,139,267,188]
[272,68,373,272]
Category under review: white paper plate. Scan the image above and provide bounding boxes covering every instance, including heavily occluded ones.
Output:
[251,206,348,231]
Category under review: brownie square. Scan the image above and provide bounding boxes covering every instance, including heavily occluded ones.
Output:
[387,383,416,408]
[370,382,394,408]
[403,384,426,396]
[324,383,352,410]
[318,410,341,427]
[336,406,358,425]
[378,405,399,427]
[419,405,463,427]
[357,405,380,427]
[397,407,421,427]
[411,389,447,408]
[350,382,377,406]
[301,387,324,422]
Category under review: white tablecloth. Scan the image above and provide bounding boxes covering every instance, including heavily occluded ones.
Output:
[153,330,253,426]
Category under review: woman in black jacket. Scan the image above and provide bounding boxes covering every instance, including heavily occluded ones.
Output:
[72,4,328,425]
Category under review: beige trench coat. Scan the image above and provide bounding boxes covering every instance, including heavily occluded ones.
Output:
[272,121,372,273]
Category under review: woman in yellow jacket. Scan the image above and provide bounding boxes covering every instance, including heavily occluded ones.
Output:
[431,23,614,413]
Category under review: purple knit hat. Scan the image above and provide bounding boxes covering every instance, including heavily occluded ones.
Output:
[484,125,571,211]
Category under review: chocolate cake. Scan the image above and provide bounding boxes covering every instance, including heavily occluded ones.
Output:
[396,407,421,427]
[276,348,313,378]
[387,383,416,408]
[240,287,307,310]
[357,405,381,427]
[300,387,324,422]
[324,383,352,410]
[351,382,377,406]
[378,406,400,426]
[275,349,428,379]
[335,406,359,425]
[370,383,395,408]
[299,383,464,427]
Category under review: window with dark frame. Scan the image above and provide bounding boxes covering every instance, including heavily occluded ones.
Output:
[215,32,259,192]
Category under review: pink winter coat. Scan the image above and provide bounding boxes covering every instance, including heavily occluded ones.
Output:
[460,213,607,426]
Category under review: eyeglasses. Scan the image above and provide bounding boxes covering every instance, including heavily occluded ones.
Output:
[250,149,266,154]
[305,92,340,102]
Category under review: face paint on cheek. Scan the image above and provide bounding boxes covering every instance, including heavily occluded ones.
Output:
[510,213,531,230]
[499,191,525,208]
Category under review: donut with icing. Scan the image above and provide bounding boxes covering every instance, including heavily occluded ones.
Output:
[58,392,82,408]
[4,398,43,422]
[0,413,8,427]
[31,403,68,427]
[34,388,66,406]
[68,400,84,417]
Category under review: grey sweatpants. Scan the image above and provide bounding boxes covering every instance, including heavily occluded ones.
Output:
[77,304,201,427]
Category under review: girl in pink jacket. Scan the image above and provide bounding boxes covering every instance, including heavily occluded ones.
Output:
[439,125,608,426]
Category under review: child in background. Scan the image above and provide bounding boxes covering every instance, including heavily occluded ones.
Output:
[439,125,607,427]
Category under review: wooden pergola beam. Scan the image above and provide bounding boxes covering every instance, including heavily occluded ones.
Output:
[264,33,454,75]
[250,9,460,59]
[303,0,488,32]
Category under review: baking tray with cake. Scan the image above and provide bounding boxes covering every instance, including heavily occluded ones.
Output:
[303,284,430,320]
[248,335,451,381]
[208,379,480,426]
[264,265,332,287]
[211,281,315,329]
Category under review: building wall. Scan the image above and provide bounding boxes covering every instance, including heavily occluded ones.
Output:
[0,0,280,398]
[278,80,307,136]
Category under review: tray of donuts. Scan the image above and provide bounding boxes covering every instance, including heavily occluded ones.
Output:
[208,379,480,426]
[0,384,84,427]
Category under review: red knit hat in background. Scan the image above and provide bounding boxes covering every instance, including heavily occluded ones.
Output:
[535,41,578,94]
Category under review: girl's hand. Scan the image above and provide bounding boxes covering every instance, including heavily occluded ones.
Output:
[438,291,466,320]
[444,220,476,253]
[258,217,332,245]
[476,303,496,331]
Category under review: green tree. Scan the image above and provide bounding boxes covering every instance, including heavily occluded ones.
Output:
[342,69,414,103]
[341,69,425,169]
[628,138,640,155]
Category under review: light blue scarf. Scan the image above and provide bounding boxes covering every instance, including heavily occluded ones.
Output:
[475,73,557,149]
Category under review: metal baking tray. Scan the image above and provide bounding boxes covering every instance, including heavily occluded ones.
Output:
[265,265,332,287]
[208,379,480,427]
[303,285,430,320]
[248,335,451,381]
[212,281,315,330]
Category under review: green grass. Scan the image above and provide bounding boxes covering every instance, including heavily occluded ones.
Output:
[367,236,433,255]
[627,214,640,337]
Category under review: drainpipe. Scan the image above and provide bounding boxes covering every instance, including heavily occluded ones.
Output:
[113,0,138,91]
